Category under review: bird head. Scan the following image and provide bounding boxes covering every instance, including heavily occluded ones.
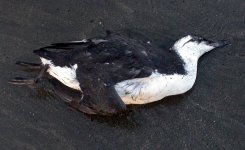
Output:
[171,35,228,59]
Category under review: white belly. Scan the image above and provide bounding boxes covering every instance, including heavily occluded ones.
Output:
[115,72,196,104]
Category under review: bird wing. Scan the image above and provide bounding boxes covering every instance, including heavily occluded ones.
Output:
[76,63,127,115]
[71,35,157,114]
[74,34,156,82]
[50,79,98,115]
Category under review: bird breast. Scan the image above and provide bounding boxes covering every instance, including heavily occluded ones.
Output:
[115,72,197,104]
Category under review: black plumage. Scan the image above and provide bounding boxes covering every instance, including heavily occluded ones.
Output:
[30,34,186,115]
[35,34,186,81]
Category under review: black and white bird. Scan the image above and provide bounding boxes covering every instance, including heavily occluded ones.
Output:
[10,33,228,115]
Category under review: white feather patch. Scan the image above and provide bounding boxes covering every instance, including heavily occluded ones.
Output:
[41,57,81,90]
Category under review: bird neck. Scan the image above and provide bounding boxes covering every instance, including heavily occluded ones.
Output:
[177,50,199,76]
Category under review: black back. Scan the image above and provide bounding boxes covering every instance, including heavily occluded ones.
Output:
[35,34,186,83]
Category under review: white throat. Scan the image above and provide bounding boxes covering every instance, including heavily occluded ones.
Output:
[176,48,199,75]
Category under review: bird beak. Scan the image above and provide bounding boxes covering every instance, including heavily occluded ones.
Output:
[209,40,230,48]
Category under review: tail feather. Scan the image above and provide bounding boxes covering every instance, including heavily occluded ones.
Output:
[51,39,88,47]
[35,40,91,51]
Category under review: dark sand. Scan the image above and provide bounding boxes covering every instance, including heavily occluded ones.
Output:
[0,0,244,149]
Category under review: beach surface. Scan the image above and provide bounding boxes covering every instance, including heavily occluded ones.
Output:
[0,0,244,149]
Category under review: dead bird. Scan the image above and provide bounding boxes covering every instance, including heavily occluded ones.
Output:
[9,33,228,115]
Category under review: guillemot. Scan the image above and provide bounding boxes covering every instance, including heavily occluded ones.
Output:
[9,33,228,115]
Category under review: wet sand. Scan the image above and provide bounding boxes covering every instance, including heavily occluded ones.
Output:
[0,0,244,149]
